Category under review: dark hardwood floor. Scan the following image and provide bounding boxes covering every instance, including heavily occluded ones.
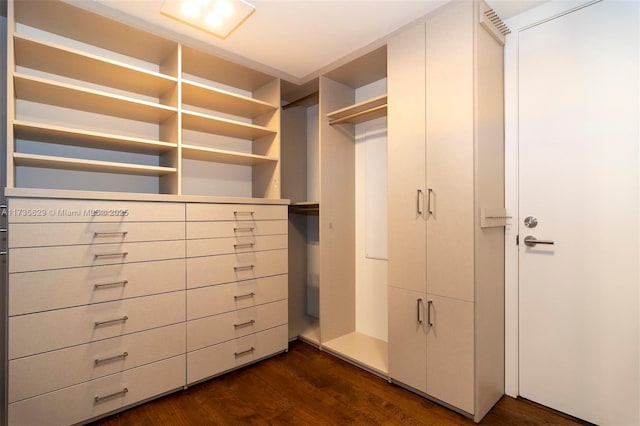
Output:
[90,340,588,425]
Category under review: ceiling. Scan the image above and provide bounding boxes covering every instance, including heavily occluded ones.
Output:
[72,0,546,86]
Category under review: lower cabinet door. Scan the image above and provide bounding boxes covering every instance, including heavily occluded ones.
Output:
[426,294,474,414]
[8,355,186,426]
[186,325,288,384]
[388,286,427,393]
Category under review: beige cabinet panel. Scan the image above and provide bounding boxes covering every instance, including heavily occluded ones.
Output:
[186,219,287,239]
[426,294,474,414]
[8,355,185,426]
[9,221,185,248]
[7,198,184,223]
[424,1,475,303]
[387,22,427,294]
[186,249,287,289]
[187,299,287,351]
[187,274,287,320]
[186,234,287,257]
[9,259,185,316]
[9,323,185,403]
[186,325,288,384]
[9,291,185,359]
[388,286,427,393]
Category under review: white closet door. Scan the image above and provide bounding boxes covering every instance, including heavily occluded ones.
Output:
[518,1,640,424]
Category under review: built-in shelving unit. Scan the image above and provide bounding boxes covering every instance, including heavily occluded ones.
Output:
[7,0,281,198]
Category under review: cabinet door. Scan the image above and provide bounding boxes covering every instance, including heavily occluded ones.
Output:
[425,1,475,302]
[387,22,426,294]
[388,286,427,393]
[426,294,474,414]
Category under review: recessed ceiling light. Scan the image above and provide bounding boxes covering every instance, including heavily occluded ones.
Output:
[161,0,256,39]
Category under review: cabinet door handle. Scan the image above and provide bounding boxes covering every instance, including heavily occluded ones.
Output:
[94,387,128,403]
[95,352,129,365]
[427,300,434,327]
[416,190,423,215]
[233,227,255,232]
[427,188,434,215]
[234,347,255,357]
[94,315,128,327]
[94,252,128,259]
[234,292,255,300]
[234,319,256,329]
[233,243,255,249]
[234,265,255,271]
[94,280,128,289]
[417,298,423,324]
[234,211,255,216]
[94,231,128,237]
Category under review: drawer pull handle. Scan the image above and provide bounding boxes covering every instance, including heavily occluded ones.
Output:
[234,292,255,300]
[95,352,129,365]
[233,227,254,232]
[234,265,255,272]
[94,252,128,259]
[94,231,128,237]
[95,316,128,327]
[95,387,128,403]
[234,211,255,216]
[234,347,255,357]
[233,243,255,249]
[234,319,256,329]
[94,280,128,289]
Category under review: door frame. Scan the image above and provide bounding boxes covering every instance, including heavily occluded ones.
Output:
[503,0,602,397]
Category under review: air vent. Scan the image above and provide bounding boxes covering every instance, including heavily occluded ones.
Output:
[479,1,511,45]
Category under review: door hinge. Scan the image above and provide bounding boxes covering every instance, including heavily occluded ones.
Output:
[516,234,519,245]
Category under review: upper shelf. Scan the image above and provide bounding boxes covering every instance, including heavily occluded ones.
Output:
[182,79,277,119]
[14,73,178,124]
[13,153,177,176]
[327,95,387,125]
[14,34,177,98]
[182,144,277,166]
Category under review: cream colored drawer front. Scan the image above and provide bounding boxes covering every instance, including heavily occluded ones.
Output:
[186,203,287,221]
[187,325,287,384]
[9,240,185,273]
[9,259,185,316]
[7,198,184,223]
[187,274,287,320]
[186,220,287,239]
[186,234,287,257]
[8,355,185,426]
[9,221,185,248]
[9,323,185,403]
[186,249,287,289]
[9,291,185,359]
[187,299,287,352]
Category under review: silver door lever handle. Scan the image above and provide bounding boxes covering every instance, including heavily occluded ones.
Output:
[524,236,555,247]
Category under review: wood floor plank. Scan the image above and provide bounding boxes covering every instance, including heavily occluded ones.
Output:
[89,340,589,426]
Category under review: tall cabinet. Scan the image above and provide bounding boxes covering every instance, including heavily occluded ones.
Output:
[388,0,505,421]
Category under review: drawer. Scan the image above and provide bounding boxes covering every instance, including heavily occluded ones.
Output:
[7,198,184,223]
[9,259,185,316]
[9,323,185,403]
[9,291,185,359]
[186,203,287,221]
[8,354,185,426]
[186,234,287,257]
[186,219,287,239]
[187,299,287,351]
[9,239,185,273]
[186,249,287,289]
[187,274,288,320]
[9,221,185,248]
[187,325,288,384]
